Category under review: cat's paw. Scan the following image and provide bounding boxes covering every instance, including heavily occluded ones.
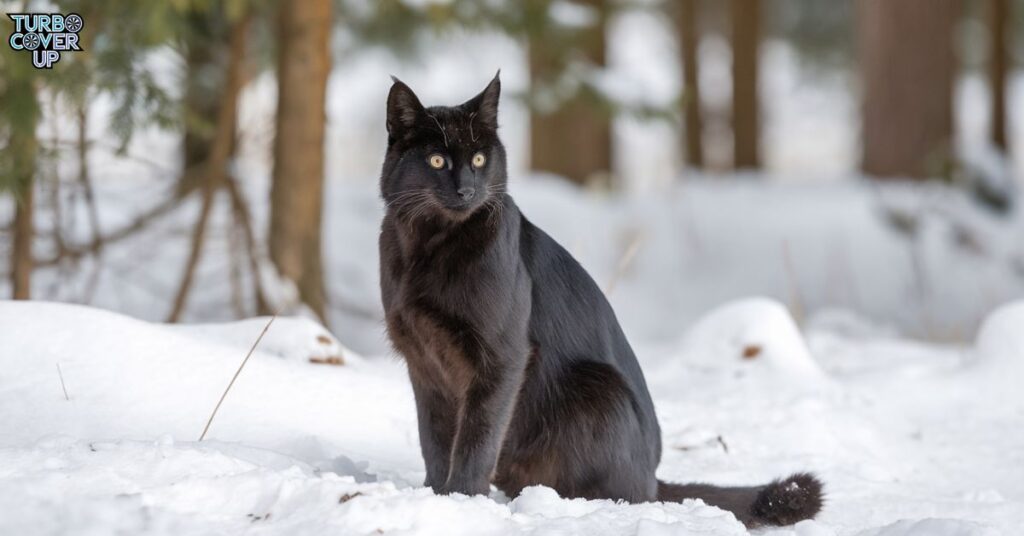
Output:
[424,473,446,493]
[435,477,490,496]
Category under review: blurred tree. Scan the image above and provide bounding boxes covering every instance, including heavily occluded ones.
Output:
[731,0,760,169]
[768,0,854,74]
[168,11,252,322]
[156,2,280,320]
[73,1,182,152]
[268,0,331,322]
[6,1,275,316]
[675,0,705,169]
[859,0,960,179]
[989,0,1010,152]
[526,0,613,186]
[27,0,192,270]
[182,9,232,183]
[0,42,40,299]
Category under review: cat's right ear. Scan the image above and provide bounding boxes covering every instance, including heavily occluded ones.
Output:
[387,77,425,139]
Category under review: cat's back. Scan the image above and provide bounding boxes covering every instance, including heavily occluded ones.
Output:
[518,213,638,366]
[517,211,658,430]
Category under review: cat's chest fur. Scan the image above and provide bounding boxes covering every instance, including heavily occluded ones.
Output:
[379,205,531,394]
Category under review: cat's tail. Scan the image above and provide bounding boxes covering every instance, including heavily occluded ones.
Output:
[656,472,823,528]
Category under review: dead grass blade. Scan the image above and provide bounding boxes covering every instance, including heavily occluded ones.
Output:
[199,312,278,441]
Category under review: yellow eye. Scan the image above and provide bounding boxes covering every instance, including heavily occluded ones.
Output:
[472,152,486,168]
[428,154,446,169]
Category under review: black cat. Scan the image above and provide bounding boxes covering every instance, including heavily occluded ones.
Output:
[377,73,823,528]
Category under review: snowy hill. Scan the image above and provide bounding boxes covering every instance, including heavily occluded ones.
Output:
[1,300,1022,535]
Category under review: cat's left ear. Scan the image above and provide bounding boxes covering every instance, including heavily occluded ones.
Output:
[387,77,425,138]
[462,71,501,131]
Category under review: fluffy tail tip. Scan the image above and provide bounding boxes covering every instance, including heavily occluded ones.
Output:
[750,472,824,527]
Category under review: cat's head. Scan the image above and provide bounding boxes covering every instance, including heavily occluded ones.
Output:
[380,73,507,221]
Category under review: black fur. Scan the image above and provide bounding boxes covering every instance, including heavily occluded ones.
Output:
[377,73,824,527]
[658,473,824,528]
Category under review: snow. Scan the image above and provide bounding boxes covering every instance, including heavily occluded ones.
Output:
[0,438,742,535]
[675,297,824,381]
[168,316,353,365]
[857,519,999,536]
[2,299,1023,534]
[0,301,746,535]
[974,301,1024,373]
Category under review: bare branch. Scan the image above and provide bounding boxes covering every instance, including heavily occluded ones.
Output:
[166,184,218,322]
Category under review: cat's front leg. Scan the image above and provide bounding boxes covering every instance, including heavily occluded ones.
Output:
[409,375,456,492]
[439,360,525,496]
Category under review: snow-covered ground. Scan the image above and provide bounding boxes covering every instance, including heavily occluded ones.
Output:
[2,298,1022,535]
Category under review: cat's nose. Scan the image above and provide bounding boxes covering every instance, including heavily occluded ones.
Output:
[458,187,476,201]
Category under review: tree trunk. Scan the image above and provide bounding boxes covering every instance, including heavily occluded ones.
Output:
[183,30,219,173]
[677,0,704,169]
[731,0,760,169]
[11,179,34,299]
[269,0,331,321]
[181,10,231,195]
[859,0,959,179]
[8,79,37,300]
[167,181,217,322]
[989,0,1009,152]
[529,0,612,186]
[167,14,249,322]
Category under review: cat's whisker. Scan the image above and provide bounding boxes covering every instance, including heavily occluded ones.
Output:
[386,195,421,210]
[387,191,434,216]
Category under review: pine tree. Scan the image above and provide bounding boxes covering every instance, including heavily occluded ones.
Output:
[268,0,332,322]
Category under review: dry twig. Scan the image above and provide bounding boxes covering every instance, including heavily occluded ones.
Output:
[56,363,69,401]
[604,231,645,295]
[199,311,278,441]
[781,239,805,325]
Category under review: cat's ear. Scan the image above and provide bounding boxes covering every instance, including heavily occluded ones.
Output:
[387,77,425,137]
[462,71,501,131]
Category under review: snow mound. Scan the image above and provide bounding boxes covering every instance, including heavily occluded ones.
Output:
[0,301,407,463]
[974,300,1024,373]
[171,316,354,365]
[0,301,752,535]
[677,297,824,380]
[856,518,999,536]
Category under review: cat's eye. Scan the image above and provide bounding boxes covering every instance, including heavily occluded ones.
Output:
[472,152,487,168]
[428,154,446,170]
